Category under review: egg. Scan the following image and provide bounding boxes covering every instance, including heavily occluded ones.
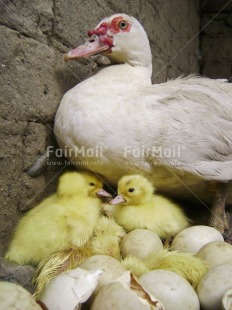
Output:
[79,255,126,293]
[171,225,224,253]
[196,241,232,268]
[197,264,232,310]
[40,268,103,310]
[0,281,41,310]
[91,271,165,310]
[222,288,232,310]
[139,269,200,310]
[120,229,163,259]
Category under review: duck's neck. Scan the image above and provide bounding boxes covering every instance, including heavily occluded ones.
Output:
[71,63,152,107]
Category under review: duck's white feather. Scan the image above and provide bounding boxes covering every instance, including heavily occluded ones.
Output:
[54,14,232,203]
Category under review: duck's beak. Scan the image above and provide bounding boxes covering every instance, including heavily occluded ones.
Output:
[64,36,110,61]
[96,188,112,198]
[110,194,126,205]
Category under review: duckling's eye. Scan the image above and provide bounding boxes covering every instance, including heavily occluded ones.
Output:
[89,182,95,187]
[119,20,128,30]
[128,188,135,193]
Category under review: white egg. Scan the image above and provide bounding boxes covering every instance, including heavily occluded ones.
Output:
[79,255,126,293]
[171,225,224,253]
[139,269,200,310]
[222,288,232,310]
[197,264,232,310]
[196,241,232,268]
[0,282,41,310]
[120,229,163,259]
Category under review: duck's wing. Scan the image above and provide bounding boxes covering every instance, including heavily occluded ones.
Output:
[140,76,232,181]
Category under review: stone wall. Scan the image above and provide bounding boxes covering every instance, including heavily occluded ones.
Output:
[201,1,232,78]
[0,0,200,254]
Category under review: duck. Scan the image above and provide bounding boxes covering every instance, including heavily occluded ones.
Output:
[5,171,110,266]
[109,174,189,243]
[54,13,232,238]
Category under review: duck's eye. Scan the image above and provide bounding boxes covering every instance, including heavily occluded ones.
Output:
[128,188,135,193]
[89,182,95,187]
[119,20,128,30]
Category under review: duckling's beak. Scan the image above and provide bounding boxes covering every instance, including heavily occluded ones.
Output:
[96,188,112,198]
[110,194,126,205]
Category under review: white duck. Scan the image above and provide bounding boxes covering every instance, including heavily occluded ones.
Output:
[54,14,232,238]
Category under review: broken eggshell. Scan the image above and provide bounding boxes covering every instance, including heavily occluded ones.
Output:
[39,267,103,310]
[91,271,165,310]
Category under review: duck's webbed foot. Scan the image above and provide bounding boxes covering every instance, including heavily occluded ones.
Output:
[208,181,229,239]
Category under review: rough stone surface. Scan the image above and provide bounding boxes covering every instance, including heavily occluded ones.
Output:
[0,257,36,293]
[0,0,201,255]
[201,13,232,79]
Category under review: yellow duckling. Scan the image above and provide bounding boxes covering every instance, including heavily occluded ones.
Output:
[121,256,150,277]
[110,174,189,243]
[34,216,125,298]
[5,171,110,266]
[91,216,126,259]
[145,249,208,288]
[121,249,208,288]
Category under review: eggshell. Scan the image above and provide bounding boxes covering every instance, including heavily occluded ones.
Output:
[91,271,165,310]
[196,241,232,268]
[222,288,232,310]
[79,255,126,293]
[40,268,103,310]
[0,281,41,310]
[139,269,200,310]
[171,225,224,253]
[120,229,163,259]
[197,264,232,310]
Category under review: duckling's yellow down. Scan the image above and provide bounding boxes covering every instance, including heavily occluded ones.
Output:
[5,171,103,266]
[34,216,125,298]
[111,174,189,240]
[145,249,208,288]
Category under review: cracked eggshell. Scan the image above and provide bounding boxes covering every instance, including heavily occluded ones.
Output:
[139,270,200,310]
[222,288,232,310]
[197,264,232,310]
[90,281,153,310]
[40,267,103,310]
[91,271,165,310]
[171,226,224,253]
[79,255,126,293]
[196,241,232,269]
[120,229,163,259]
[0,281,41,310]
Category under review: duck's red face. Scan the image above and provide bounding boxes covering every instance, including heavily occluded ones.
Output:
[64,15,132,61]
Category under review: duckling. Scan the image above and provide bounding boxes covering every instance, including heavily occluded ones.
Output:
[145,249,208,288]
[34,216,125,298]
[121,256,150,277]
[110,174,189,243]
[91,216,126,259]
[5,171,107,266]
[34,245,93,299]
